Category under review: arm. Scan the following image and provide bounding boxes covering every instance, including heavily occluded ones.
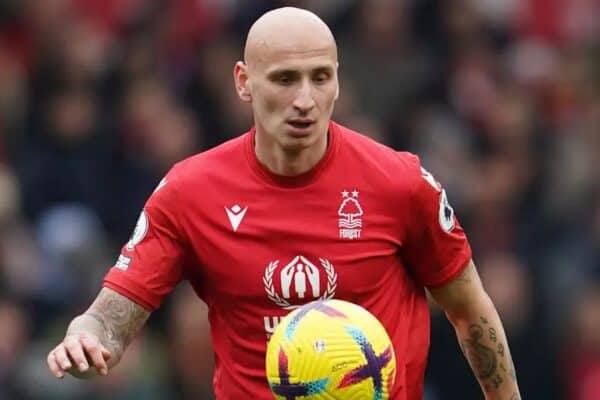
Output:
[429,260,521,400]
[47,287,150,379]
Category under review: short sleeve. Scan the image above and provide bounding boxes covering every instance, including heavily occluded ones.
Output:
[103,173,185,311]
[400,157,472,288]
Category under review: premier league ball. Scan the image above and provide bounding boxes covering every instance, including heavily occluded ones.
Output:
[265,299,396,399]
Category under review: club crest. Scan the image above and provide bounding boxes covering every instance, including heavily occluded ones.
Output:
[338,190,363,239]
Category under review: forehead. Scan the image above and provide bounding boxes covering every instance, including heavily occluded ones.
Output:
[264,50,336,75]
[250,35,337,73]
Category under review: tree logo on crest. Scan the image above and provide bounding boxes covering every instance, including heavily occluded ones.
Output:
[338,190,363,240]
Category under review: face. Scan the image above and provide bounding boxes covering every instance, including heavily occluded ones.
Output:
[235,44,339,152]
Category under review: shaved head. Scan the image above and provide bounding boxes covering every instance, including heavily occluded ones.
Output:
[244,7,337,69]
[233,7,340,174]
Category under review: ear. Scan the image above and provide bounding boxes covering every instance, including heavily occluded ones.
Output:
[233,61,252,103]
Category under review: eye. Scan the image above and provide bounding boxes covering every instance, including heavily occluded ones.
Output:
[313,72,331,84]
[276,73,294,85]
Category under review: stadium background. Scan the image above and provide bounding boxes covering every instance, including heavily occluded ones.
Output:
[0,0,598,399]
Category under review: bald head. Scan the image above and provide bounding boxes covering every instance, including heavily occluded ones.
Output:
[244,7,337,68]
[233,7,340,156]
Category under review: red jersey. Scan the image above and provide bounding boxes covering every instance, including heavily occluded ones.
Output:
[104,121,471,399]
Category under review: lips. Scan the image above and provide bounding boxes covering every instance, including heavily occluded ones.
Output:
[288,121,312,129]
[287,119,315,129]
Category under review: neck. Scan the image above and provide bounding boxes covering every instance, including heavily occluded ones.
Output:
[254,128,328,176]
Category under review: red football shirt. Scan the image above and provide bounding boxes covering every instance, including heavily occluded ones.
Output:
[104,121,471,399]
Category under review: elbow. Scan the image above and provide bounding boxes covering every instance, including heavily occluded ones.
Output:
[442,291,496,325]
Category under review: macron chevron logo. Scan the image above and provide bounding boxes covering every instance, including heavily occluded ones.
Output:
[225,205,248,232]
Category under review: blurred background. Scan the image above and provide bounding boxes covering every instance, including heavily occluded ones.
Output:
[0,0,598,399]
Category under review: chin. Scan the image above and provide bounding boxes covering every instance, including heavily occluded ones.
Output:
[280,135,315,152]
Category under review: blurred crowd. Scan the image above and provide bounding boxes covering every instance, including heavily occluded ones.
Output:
[0,0,598,399]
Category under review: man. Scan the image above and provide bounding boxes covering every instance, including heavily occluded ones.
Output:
[47,7,521,400]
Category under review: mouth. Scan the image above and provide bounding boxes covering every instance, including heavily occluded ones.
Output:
[286,119,315,134]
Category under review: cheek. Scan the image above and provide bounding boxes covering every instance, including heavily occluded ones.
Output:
[318,88,338,110]
[263,96,281,113]
[257,87,291,114]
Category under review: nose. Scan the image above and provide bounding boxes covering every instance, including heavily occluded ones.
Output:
[292,79,315,113]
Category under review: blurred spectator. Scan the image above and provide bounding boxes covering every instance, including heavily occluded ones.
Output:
[186,36,252,141]
[479,253,561,399]
[562,284,600,400]
[167,286,215,400]
[0,163,44,302]
[339,0,435,136]
[0,45,28,153]
[16,87,114,229]
[0,298,29,400]
[34,205,111,309]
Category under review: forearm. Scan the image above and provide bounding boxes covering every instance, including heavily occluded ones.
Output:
[430,261,521,400]
[64,288,150,377]
[447,296,520,400]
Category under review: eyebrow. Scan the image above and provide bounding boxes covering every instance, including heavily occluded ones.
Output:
[266,65,334,77]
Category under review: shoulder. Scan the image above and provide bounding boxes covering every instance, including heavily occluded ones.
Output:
[334,121,423,184]
[145,132,249,207]
[168,132,249,185]
[174,133,247,175]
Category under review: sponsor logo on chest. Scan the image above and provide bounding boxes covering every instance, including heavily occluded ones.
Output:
[262,255,337,338]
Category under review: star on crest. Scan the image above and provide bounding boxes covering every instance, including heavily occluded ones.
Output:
[341,190,349,198]
[351,190,359,198]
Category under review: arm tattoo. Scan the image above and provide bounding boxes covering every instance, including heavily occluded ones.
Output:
[84,288,150,358]
[461,324,498,379]
[83,312,109,332]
